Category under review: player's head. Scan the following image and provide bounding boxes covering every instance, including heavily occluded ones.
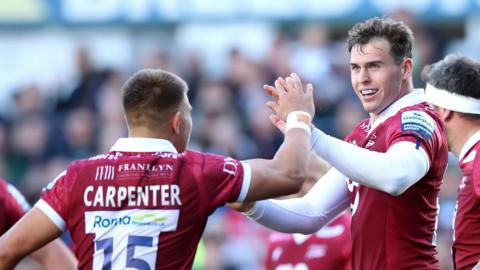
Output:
[121,69,192,152]
[422,54,480,143]
[347,17,414,116]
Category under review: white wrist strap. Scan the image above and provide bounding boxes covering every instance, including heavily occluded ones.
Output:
[286,111,312,135]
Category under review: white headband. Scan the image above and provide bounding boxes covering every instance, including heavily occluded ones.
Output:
[424,83,480,114]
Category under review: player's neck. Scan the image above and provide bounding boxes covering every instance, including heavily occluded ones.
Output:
[368,86,414,124]
[128,126,172,141]
[450,119,480,158]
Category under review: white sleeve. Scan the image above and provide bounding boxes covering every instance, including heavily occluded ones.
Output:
[311,128,430,195]
[244,168,350,234]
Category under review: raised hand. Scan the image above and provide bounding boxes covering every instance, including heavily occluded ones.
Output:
[264,73,315,121]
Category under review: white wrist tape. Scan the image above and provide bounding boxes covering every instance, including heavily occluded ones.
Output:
[286,111,312,135]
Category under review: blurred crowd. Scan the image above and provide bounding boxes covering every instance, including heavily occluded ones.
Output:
[1,10,476,270]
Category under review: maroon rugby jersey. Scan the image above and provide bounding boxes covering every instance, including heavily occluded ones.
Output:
[0,178,30,234]
[265,213,351,270]
[344,92,448,270]
[452,131,480,270]
[36,138,251,270]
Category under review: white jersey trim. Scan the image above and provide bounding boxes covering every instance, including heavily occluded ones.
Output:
[7,184,30,212]
[459,130,480,161]
[35,199,67,232]
[110,138,178,153]
[369,89,425,134]
[237,162,251,202]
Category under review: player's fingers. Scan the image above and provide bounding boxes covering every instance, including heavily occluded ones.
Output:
[306,83,314,97]
[277,77,288,92]
[264,84,279,101]
[266,100,279,113]
[286,76,295,94]
[264,84,274,95]
[269,114,287,134]
[291,73,303,93]
[275,79,287,97]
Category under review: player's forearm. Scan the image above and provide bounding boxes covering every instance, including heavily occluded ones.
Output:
[307,153,331,182]
[245,199,329,234]
[31,239,77,270]
[311,128,429,195]
[245,169,350,234]
[0,236,23,269]
[272,128,311,185]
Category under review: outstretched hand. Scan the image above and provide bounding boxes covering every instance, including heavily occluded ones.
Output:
[264,73,315,121]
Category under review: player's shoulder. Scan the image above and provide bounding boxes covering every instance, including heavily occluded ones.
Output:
[391,102,441,140]
[397,102,441,124]
[184,149,236,165]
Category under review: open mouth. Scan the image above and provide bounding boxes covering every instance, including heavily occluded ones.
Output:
[360,88,378,97]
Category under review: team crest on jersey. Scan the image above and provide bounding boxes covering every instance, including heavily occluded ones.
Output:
[401,111,435,141]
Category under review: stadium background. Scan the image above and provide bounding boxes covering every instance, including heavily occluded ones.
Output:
[0,0,479,269]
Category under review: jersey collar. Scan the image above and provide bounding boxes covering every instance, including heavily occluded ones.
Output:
[369,88,425,133]
[459,130,480,162]
[110,137,178,153]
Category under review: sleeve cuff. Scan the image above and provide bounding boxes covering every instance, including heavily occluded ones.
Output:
[236,161,252,202]
[243,200,265,221]
[311,128,323,151]
[35,199,67,232]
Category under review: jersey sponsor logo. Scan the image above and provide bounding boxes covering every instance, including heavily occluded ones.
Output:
[401,111,435,141]
[83,184,182,208]
[117,162,174,179]
[118,163,174,172]
[89,211,175,229]
[85,209,179,270]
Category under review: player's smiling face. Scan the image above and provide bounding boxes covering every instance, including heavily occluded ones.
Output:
[350,38,405,118]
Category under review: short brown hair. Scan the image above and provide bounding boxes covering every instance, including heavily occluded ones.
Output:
[347,17,414,64]
[122,69,188,127]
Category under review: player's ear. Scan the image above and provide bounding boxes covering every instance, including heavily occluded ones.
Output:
[443,109,454,122]
[438,107,453,122]
[401,58,413,80]
[171,111,181,134]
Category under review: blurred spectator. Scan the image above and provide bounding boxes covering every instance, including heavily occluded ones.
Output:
[55,107,96,160]
[55,48,112,113]
[390,9,447,84]
[6,114,50,185]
